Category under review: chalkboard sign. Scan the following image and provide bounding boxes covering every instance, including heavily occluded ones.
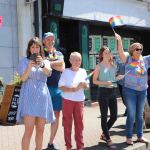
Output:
[6,85,21,123]
[0,84,21,125]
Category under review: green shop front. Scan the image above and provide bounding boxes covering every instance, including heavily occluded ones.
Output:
[41,0,150,101]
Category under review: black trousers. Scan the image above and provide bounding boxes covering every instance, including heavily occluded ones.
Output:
[97,87,118,140]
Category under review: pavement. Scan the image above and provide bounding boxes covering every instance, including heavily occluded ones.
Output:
[0,99,150,150]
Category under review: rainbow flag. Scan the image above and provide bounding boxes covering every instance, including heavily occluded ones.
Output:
[128,61,145,75]
[109,16,124,28]
[85,70,95,80]
[128,62,139,68]
[0,16,3,27]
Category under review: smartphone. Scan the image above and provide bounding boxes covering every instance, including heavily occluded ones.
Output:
[29,53,38,62]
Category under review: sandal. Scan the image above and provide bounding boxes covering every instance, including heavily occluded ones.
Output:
[126,138,133,145]
[100,134,107,142]
[107,139,116,149]
[137,137,149,143]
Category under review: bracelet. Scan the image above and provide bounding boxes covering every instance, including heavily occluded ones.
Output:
[40,62,45,68]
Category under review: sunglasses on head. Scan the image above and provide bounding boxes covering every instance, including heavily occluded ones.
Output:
[135,48,143,52]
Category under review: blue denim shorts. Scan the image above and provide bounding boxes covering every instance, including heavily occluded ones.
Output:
[48,86,62,111]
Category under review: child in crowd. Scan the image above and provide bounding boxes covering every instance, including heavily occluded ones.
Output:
[58,52,89,150]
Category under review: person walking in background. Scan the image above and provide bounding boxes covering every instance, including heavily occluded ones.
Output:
[115,58,127,116]
[93,46,121,149]
[59,52,89,150]
[115,33,150,145]
[16,37,55,150]
[43,32,65,150]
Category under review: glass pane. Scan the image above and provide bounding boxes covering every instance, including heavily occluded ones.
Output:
[93,36,101,54]
[109,37,116,53]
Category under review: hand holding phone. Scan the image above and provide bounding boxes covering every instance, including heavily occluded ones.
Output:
[36,55,43,65]
[29,53,38,62]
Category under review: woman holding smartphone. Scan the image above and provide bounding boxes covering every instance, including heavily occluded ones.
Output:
[16,37,55,150]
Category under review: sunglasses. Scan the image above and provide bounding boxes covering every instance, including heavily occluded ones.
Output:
[135,48,143,52]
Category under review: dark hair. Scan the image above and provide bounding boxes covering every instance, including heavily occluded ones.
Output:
[98,46,113,64]
[26,37,43,58]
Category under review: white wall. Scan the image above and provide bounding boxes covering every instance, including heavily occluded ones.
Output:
[17,0,35,58]
[63,0,150,28]
[0,0,18,84]
[0,0,36,84]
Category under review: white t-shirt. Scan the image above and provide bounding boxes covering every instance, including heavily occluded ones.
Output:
[58,68,88,102]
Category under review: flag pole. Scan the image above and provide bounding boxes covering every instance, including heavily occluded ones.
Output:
[111,27,116,34]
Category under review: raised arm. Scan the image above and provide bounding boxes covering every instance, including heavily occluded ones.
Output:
[115,33,127,63]
[20,61,34,82]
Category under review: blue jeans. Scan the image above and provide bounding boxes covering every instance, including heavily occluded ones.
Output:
[124,87,146,138]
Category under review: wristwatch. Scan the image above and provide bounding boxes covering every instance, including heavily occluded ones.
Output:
[40,62,45,68]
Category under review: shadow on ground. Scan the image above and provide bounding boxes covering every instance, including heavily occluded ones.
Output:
[83,141,130,150]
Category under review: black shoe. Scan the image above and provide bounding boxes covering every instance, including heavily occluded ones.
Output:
[43,143,60,150]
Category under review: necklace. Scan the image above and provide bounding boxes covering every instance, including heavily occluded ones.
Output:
[44,47,58,60]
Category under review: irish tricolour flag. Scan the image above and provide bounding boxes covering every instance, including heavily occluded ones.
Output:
[109,16,124,28]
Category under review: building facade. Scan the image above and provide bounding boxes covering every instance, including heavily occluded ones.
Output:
[0,0,150,84]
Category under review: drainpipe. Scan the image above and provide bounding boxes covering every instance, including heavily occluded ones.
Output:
[33,1,39,37]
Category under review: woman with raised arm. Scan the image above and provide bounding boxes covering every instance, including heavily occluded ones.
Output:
[115,33,150,145]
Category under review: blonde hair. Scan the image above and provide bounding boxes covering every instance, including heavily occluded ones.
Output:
[70,52,81,59]
[129,42,143,56]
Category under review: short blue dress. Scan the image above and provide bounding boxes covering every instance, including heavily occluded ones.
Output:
[16,57,55,123]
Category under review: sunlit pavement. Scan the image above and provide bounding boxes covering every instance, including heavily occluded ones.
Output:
[0,99,150,150]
